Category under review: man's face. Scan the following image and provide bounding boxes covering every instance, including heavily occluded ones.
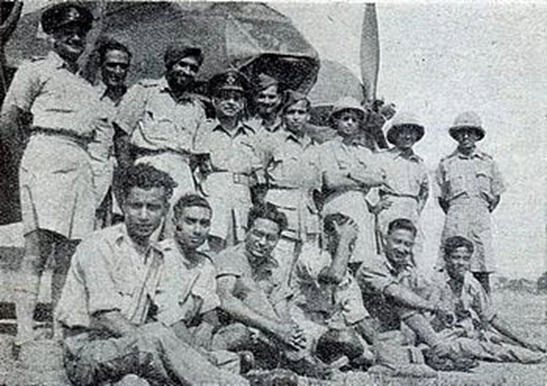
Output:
[445,246,472,281]
[334,110,361,138]
[167,55,201,90]
[101,49,130,90]
[455,128,479,151]
[123,187,168,241]
[245,218,280,260]
[385,228,415,267]
[283,100,309,134]
[52,25,88,63]
[173,206,212,251]
[213,90,245,118]
[393,127,419,150]
[255,85,281,117]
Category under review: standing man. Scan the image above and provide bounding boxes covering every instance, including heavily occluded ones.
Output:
[263,91,322,286]
[89,39,132,227]
[114,40,207,238]
[436,112,505,293]
[0,3,99,356]
[56,164,249,386]
[373,112,429,257]
[193,70,261,251]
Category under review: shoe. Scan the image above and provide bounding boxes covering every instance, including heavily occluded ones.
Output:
[424,348,479,372]
[285,355,333,379]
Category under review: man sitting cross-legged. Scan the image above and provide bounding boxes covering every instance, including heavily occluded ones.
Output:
[211,203,332,379]
[56,164,248,386]
[426,236,545,364]
[290,213,376,369]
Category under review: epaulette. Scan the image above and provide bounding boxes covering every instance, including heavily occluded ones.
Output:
[29,56,47,63]
[137,78,162,87]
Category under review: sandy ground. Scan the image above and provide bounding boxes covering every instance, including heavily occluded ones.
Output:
[0,289,544,386]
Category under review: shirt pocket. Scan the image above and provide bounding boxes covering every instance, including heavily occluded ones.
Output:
[446,168,466,198]
[143,96,179,142]
[475,165,493,196]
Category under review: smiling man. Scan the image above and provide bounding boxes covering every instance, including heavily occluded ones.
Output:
[114,40,207,238]
[56,164,248,386]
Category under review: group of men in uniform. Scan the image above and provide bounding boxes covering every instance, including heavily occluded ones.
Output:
[0,3,544,386]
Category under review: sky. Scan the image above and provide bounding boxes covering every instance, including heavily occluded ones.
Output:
[16,1,547,279]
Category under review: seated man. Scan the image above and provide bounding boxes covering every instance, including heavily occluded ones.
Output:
[155,193,244,373]
[428,236,545,363]
[356,218,476,375]
[56,164,248,386]
[290,213,376,368]
[212,203,331,379]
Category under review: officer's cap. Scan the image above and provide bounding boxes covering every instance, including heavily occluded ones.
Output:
[41,3,93,36]
[209,70,249,96]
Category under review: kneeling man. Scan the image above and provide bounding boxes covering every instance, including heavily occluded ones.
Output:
[56,164,247,386]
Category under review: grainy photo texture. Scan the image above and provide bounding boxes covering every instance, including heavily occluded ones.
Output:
[0,2,545,385]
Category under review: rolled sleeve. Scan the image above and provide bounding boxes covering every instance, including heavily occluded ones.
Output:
[113,83,147,136]
[2,62,42,113]
[339,279,369,325]
[356,256,397,295]
[213,247,245,278]
[490,160,506,197]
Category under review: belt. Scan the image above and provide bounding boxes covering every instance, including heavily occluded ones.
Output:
[31,126,94,147]
[208,171,251,186]
[133,147,191,163]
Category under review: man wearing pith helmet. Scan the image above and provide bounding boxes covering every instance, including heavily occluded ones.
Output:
[114,39,207,238]
[373,112,429,257]
[0,2,100,360]
[193,69,262,251]
[436,111,505,293]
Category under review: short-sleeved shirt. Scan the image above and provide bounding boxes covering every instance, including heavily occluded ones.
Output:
[265,130,322,237]
[2,51,100,138]
[214,243,291,321]
[356,253,428,331]
[436,149,505,205]
[246,115,284,166]
[428,270,496,334]
[291,243,368,328]
[155,239,220,327]
[376,147,428,200]
[114,77,206,154]
[56,223,164,329]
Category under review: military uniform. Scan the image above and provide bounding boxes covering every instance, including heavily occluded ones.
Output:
[114,77,206,235]
[56,224,248,386]
[436,149,505,273]
[2,51,99,239]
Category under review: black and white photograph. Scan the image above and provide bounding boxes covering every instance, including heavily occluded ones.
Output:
[0,1,545,385]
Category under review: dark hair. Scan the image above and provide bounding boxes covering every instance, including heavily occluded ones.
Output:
[97,38,132,64]
[323,213,351,235]
[387,218,417,237]
[247,203,287,235]
[173,194,211,221]
[442,236,474,258]
[281,90,311,114]
[119,164,176,202]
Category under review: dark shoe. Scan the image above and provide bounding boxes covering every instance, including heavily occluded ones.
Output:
[285,355,333,379]
[424,348,479,372]
[246,369,298,386]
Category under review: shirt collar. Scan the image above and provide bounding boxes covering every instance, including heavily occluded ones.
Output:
[383,254,414,276]
[96,81,127,104]
[241,244,278,270]
[283,129,312,147]
[212,119,255,138]
[47,51,70,70]
[115,223,163,261]
[387,147,422,162]
[452,148,487,160]
[158,77,196,103]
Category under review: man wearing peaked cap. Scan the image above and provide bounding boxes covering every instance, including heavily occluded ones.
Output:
[193,69,261,251]
[374,112,429,260]
[114,39,207,239]
[436,111,505,293]
[1,1,101,361]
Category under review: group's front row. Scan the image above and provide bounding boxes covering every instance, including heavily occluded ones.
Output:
[55,164,545,386]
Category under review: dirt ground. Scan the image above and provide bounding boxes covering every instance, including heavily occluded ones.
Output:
[0,289,544,386]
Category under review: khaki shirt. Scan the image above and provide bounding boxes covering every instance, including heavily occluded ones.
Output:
[88,82,121,162]
[436,149,505,205]
[56,224,164,329]
[114,77,205,153]
[2,51,100,138]
[155,239,220,327]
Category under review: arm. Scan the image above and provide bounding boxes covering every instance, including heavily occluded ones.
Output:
[92,310,137,338]
[318,218,358,285]
[435,163,449,214]
[113,123,133,171]
[417,172,429,214]
[488,195,501,212]
[383,282,439,313]
[216,275,304,349]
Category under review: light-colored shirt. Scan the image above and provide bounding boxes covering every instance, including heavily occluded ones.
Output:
[436,149,505,205]
[291,243,368,328]
[88,82,121,162]
[114,77,206,153]
[246,115,284,166]
[376,147,428,200]
[155,239,220,327]
[214,243,292,321]
[2,51,101,137]
[56,223,164,329]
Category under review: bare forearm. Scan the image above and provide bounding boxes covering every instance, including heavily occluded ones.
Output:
[384,283,437,313]
[93,310,137,337]
[220,295,281,337]
[490,315,528,346]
